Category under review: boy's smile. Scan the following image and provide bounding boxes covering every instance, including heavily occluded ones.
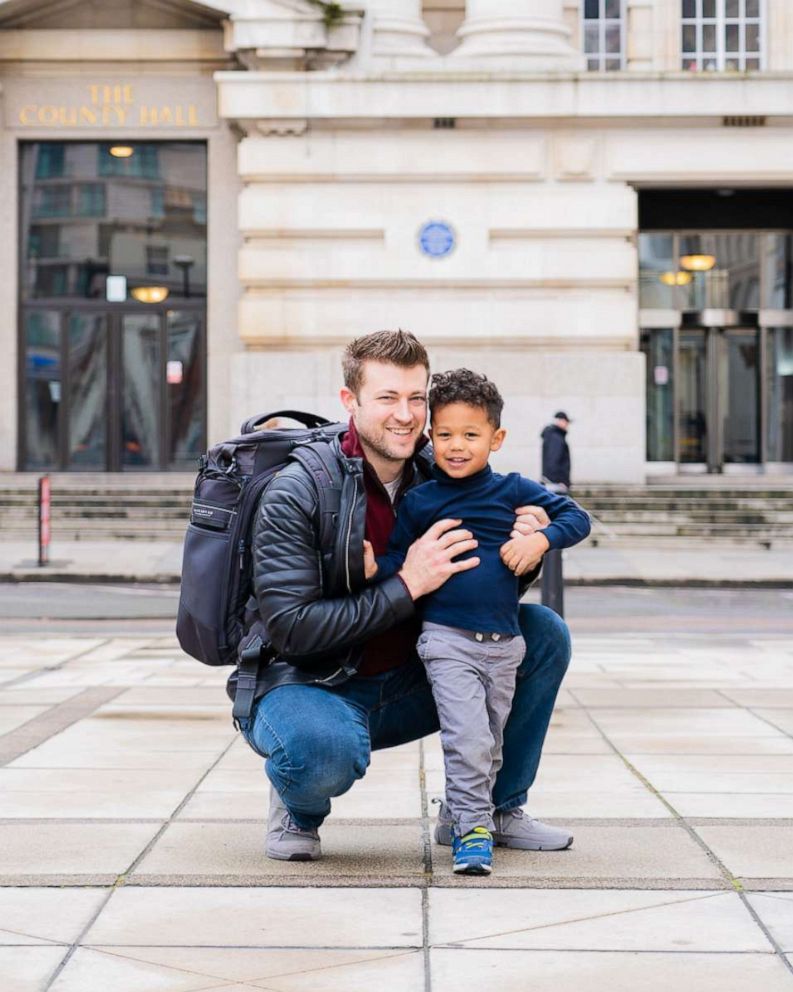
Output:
[430,402,506,478]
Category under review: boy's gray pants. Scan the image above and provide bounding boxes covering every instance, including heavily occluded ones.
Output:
[418,622,526,837]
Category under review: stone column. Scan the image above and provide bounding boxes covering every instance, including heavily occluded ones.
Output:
[368,0,434,58]
[452,0,581,67]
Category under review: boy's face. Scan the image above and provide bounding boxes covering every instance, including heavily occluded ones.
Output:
[430,402,506,478]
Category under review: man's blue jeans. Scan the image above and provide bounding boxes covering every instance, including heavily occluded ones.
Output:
[240,603,571,830]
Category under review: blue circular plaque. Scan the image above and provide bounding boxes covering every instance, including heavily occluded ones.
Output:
[418,220,456,259]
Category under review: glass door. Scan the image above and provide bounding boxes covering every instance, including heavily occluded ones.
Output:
[677,326,760,471]
[678,329,708,464]
[19,305,205,471]
[120,313,162,469]
[720,329,760,465]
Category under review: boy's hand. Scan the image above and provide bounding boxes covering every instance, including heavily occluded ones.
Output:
[500,531,550,575]
[363,540,378,580]
[510,504,550,540]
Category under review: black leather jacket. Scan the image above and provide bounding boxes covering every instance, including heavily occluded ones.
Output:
[227,435,434,704]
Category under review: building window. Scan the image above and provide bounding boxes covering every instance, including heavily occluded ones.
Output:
[583,0,625,71]
[32,186,71,218]
[681,0,763,72]
[34,144,65,180]
[76,183,106,217]
[146,244,169,276]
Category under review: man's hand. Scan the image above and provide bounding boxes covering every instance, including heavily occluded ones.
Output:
[510,504,550,540]
[501,531,550,575]
[363,540,377,581]
[398,519,479,600]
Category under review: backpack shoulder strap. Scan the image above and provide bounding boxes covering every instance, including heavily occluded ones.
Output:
[289,441,343,553]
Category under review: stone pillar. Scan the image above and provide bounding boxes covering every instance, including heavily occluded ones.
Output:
[452,0,581,67]
[368,0,434,58]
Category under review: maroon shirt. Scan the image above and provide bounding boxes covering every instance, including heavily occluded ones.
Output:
[341,419,422,676]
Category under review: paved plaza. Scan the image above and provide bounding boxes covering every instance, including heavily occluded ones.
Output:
[1,613,793,990]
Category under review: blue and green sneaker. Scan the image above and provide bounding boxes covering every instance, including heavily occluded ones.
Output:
[452,826,493,875]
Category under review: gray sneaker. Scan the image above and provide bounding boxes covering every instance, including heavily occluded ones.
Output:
[266,786,321,861]
[433,800,573,851]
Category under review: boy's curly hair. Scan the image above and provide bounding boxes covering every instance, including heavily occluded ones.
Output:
[429,368,504,428]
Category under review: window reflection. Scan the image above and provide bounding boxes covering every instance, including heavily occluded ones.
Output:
[24,311,61,468]
[67,314,107,469]
[20,141,206,302]
[640,328,674,461]
[678,233,759,310]
[167,311,203,468]
[762,234,793,309]
[639,235,676,308]
[768,328,793,462]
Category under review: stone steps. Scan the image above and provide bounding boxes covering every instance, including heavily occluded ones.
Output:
[2,477,793,546]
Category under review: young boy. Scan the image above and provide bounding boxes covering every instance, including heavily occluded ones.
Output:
[365,369,591,875]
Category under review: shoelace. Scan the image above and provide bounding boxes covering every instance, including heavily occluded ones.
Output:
[281,813,317,837]
[502,808,536,826]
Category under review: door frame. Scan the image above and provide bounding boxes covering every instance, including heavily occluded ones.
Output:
[17,299,206,471]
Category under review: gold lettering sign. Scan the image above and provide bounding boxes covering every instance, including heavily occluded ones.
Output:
[18,83,200,129]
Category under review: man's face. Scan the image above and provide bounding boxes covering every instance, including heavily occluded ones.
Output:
[430,402,506,479]
[341,361,428,465]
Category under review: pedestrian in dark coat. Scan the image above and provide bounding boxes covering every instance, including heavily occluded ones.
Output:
[541,412,572,492]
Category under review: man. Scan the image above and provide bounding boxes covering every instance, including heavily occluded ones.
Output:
[231,330,575,861]
[541,411,572,493]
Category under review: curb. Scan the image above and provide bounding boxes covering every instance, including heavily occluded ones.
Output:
[0,572,181,585]
[2,573,792,589]
[564,577,793,589]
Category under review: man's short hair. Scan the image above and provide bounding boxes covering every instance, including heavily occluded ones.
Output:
[429,368,504,428]
[342,329,430,396]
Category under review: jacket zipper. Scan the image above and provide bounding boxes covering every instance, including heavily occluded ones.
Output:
[343,474,359,593]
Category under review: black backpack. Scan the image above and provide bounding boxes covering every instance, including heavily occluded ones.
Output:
[176,410,346,671]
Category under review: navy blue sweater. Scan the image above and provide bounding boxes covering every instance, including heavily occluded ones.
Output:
[377,465,591,636]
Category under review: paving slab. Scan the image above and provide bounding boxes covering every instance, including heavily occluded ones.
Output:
[693,825,793,882]
[428,888,771,951]
[429,949,793,992]
[52,946,425,992]
[591,707,782,737]
[84,886,423,946]
[132,821,425,883]
[0,767,199,819]
[429,824,723,888]
[746,893,793,952]
[0,945,67,992]
[0,706,50,734]
[664,794,793,818]
[0,821,162,882]
[618,736,793,755]
[0,888,108,945]
[571,688,736,708]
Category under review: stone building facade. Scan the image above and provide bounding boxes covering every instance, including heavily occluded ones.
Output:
[2,0,793,480]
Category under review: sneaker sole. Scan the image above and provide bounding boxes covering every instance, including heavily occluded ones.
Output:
[265,850,321,862]
[453,862,492,875]
[436,828,574,852]
[493,835,574,852]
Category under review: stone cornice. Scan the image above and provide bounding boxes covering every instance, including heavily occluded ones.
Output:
[215,69,793,122]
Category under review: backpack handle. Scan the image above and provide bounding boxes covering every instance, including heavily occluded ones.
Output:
[240,410,333,434]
